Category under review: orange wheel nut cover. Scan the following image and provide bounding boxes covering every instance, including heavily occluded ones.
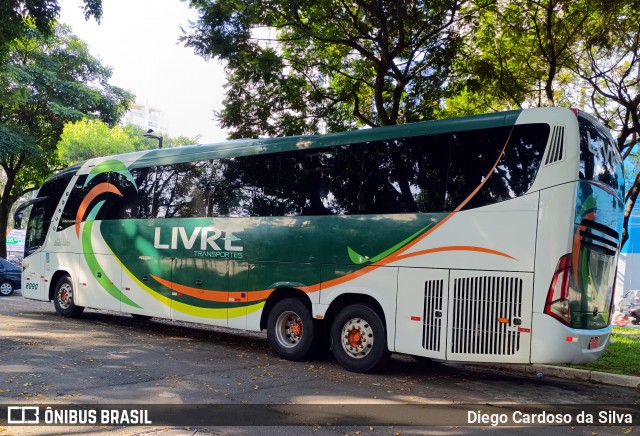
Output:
[348,329,363,348]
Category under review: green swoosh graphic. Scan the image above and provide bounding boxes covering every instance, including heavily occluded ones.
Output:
[85,159,136,187]
[82,200,141,308]
[347,224,433,265]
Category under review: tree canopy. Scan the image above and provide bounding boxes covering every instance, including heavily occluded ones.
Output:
[0,0,102,57]
[0,23,132,257]
[58,119,201,165]
[182,0,467,137]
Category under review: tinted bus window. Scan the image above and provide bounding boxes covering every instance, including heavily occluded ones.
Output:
[448,124,548,211]
[578,116,624,199]
[29,174,72,249]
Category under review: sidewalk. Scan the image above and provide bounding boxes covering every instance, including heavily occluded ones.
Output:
[476,363,640,388]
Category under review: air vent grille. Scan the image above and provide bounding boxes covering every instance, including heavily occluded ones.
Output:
[422,279,444,352]
[544,125,565,165]
[450,276,522,355]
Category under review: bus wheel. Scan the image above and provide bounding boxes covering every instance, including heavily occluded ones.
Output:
[53,276,84,318]
[330,304,390,373]
[267,298,319,361]
[0,280,14,296]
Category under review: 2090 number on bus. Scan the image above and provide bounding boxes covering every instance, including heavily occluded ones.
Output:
[25,282,38,290]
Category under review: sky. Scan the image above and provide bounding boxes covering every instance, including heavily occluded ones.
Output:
[58,0,229,143]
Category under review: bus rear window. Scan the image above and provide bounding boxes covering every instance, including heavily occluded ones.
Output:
[578,116,624,199]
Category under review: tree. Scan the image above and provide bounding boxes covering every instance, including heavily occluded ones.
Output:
[58,119,135,164]
[58,119,202,165]
[0,24,133,257]
[449,0,622,114]
[182,0,468,137]
[0,0,102,57]
[454,0,640,247]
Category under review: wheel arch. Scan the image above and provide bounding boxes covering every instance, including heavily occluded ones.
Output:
[48,270,72,301]
[324,293,388,332]
[260,287,313,330]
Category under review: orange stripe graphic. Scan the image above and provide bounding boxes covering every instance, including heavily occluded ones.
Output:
[151,274,274,303]
[75,183,123,237]
[392,246,517,262]
[572,212,596,285]
[149,246,513,302]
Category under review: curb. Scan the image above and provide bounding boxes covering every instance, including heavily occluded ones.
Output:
[475,363,640,388]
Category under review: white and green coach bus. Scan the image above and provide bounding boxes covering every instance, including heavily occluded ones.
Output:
[15,107,624,372]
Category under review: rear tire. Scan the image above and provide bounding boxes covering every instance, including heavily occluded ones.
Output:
[330,304,390,373]
[53,276,84,318]
[0,280,14,296]
[267,298,320,361]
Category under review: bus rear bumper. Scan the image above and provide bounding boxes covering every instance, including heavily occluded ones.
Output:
[530,313,611,364]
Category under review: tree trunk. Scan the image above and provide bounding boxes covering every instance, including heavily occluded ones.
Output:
[0,169,17,259]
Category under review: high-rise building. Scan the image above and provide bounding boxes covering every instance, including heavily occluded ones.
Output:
[123,101,168,133]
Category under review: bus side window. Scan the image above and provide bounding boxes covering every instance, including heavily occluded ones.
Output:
[104,171,139,220]
[320,144,364,215]
[275,149,337,216]
[131,167,157,219]
[25,206,45,255]
[226,154,281,217]
[446,125,547,211]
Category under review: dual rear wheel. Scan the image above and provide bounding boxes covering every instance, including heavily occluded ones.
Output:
[267,298,390,373]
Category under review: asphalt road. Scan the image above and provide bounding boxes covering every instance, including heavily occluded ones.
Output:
[1,290,639,436]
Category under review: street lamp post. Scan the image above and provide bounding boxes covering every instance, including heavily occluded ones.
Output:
[143,129,163,148]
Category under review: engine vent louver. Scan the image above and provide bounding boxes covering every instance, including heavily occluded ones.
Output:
[422,279,444,352]
[450,276,523,356]
[544,125,565,165]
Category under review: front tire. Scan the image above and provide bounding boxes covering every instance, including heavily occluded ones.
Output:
[267,298,320,361]
[53,276,84,318]
[330,304,390,373]
[0,280,14,296]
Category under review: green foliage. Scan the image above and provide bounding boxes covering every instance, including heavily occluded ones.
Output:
[58,119,134,164]
[0,0,103,58]
[123,124,200,150]
[0,24,133,188]
[58,120,201,165]
[0,22,132,256]
[183,0,464,136]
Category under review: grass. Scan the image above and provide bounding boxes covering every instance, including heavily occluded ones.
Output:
[567,327,640,377]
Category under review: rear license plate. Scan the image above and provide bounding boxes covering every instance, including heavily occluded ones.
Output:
[588,337,599,349]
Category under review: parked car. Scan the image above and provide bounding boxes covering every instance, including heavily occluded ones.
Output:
[0,258,21,296]
[619,289,640,312]
[6,255,22,267]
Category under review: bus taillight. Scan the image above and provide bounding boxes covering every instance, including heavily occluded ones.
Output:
[544,254,572,326]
